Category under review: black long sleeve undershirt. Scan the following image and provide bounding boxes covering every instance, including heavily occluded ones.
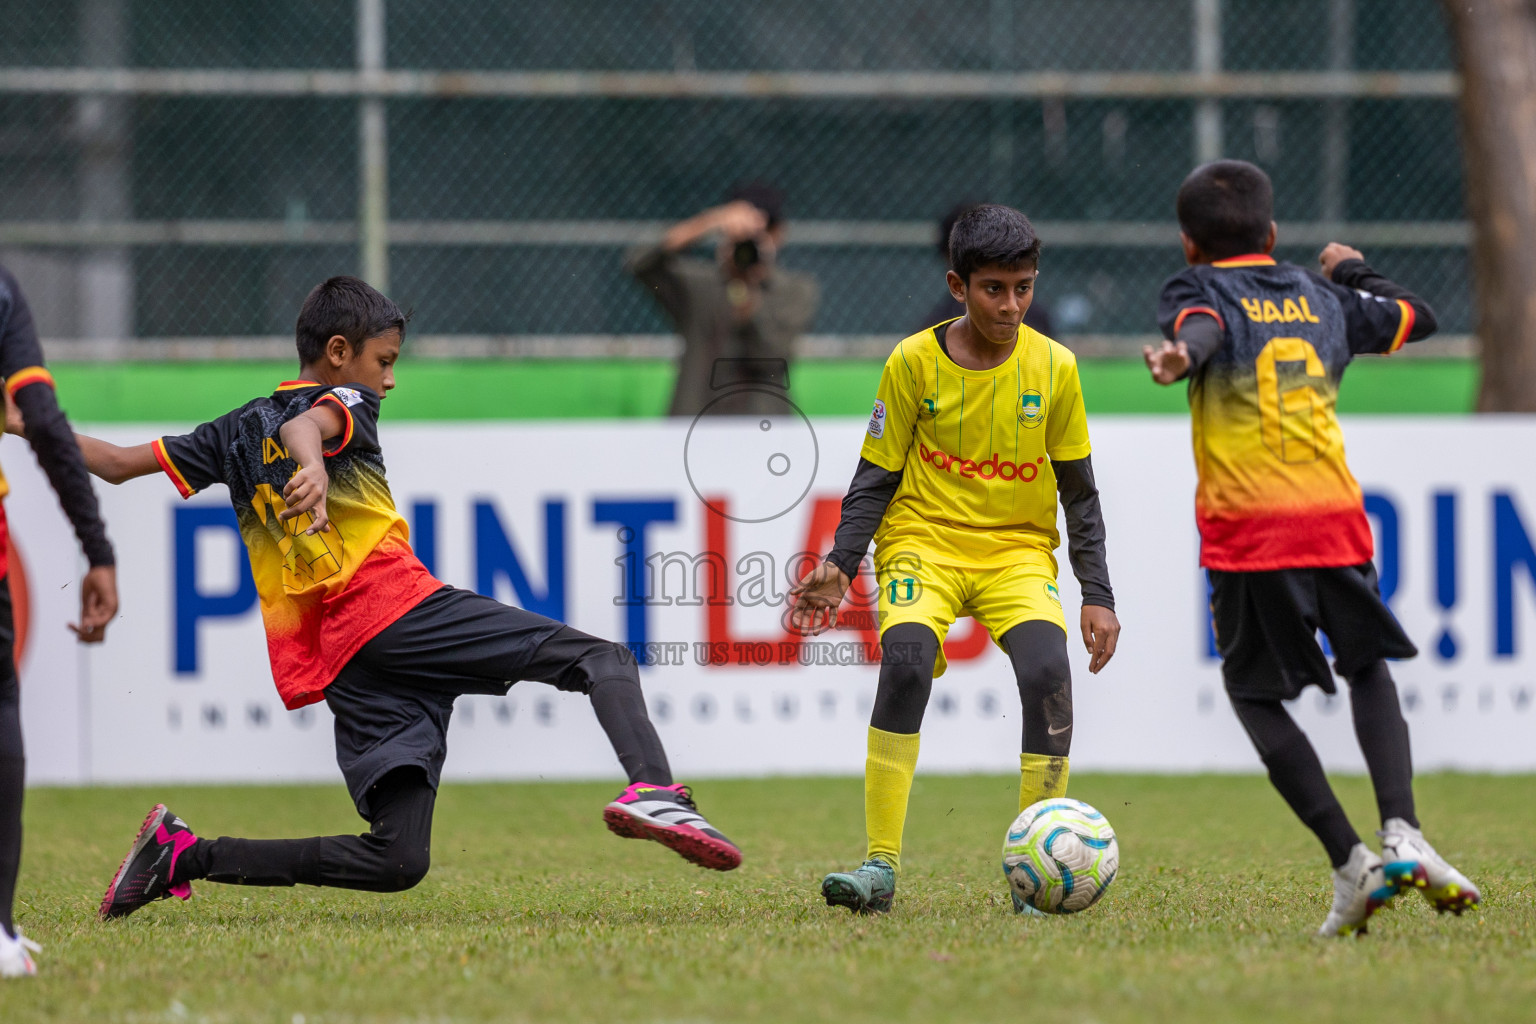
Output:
[826,458,902,581]
[1054,457,1114,611]
[1173,315,1226,378]
[824,455,1114,610]
[1328,258,1438,342]
[0,267,114,567]
[12,385,115,567]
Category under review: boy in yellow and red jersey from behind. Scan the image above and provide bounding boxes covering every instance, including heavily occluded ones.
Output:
[790,205,1121,915]
[1147,159,1477,937]
[13,277,742,925]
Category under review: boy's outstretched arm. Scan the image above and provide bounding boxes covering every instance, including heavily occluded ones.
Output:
[1144,315,1224,385]
[789,457,901,635]
[1055,456,1120,673]
[5,403,159,487]
[6,393,160,487]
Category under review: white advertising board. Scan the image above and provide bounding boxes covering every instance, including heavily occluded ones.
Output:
[7,416,1536,785]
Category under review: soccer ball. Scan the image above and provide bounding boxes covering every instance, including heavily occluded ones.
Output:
[1002,798,1119,915]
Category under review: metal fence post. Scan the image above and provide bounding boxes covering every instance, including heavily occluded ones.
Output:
[1321,0,1356,227]
[358,0,389,293]
[989,0,1015,200]
[1193,0,1223,164]
[78,0,133,340]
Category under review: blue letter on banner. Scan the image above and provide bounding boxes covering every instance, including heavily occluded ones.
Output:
[474,500,566,621]
[174,506,258,675]
[592,499,677,656]
[1494,492,1536,657]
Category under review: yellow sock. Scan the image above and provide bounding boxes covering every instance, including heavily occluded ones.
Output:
[865,727,920,874]
[1019,752,1070,812]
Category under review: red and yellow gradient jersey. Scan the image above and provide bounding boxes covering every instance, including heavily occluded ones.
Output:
[154,380,441,709]
[1157,255,1418,571]
[859,321,1092,572]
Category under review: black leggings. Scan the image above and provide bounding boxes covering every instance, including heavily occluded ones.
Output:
[1230,660,1417,868]
[872,620,1073,755]
[175,624,672,893]
[0,576,22,938]
[180,767,435,891]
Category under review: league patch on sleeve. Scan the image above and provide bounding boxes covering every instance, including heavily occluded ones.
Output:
[867,399,886,438]
[331,386,365,407]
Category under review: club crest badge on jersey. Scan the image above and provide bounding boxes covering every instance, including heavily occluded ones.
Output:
[1019,390,1044,428]
[332,387,365,407]
[867,399,886,438]
[1044,581,1061,606]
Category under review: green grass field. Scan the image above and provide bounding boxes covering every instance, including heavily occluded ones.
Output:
[7,773,1530,1023]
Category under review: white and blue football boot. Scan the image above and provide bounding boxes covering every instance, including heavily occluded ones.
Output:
[1379,818,1480,915]
[1317,843,1404,937]
[0,929,40,979]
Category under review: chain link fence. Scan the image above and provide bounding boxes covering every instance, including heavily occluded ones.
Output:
[0,0,1467,357]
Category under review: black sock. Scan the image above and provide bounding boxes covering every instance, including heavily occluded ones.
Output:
[183,835,324,887]
[589,676,673,785]
[523,628,673,785]
[181,768,435,892]
[1347,661,1418,828]
[1231,696,1360,868]
[870,623,938,734]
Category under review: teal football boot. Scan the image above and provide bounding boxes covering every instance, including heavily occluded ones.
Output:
[821,858,895,914]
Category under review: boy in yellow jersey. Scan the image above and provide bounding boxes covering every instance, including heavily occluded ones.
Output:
[790,205,1120,914]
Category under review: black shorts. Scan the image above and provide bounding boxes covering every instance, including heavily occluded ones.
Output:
[1208,562,1417,701]
[324,585,597,819]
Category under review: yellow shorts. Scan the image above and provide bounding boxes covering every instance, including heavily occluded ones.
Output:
[876,557,1067,677]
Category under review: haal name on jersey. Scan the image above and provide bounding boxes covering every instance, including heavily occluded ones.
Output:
[1239,295,1322,325]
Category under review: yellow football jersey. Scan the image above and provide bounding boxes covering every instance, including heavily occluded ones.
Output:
[860,321,1091,572]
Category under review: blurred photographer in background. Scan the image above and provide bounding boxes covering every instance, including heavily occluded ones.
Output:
[627,182,819,417]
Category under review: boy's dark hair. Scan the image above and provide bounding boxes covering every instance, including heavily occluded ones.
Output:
[1176,160,1274,260]
[728,180,785,229]
[295,276,409,363]
[948,204,1041,282]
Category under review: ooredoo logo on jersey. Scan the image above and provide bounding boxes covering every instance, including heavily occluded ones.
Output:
[917,442,1045,483]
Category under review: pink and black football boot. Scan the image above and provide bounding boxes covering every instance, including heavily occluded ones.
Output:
[99,804,198,920]
[603,783,742,871]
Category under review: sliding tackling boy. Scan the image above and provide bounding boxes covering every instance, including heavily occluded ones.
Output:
[790,205,1120,914]
[1147,159,1478,937]
[13,276,741,921]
